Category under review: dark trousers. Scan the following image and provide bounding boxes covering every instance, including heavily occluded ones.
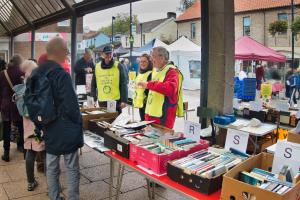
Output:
[139,108,145,121]
[289,87,297,105]
[26,150,37,183]
[2,121,24,151]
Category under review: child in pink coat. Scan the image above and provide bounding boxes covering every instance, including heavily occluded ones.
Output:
[20,60,45,191]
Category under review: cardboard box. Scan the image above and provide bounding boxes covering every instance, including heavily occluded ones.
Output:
[221,153,300,200]
[80,108,118,130]
[88,118,116,137]
[287,132,300,144]
[167,162,223,195]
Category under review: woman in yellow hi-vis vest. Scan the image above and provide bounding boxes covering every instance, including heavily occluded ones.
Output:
[133,54,153,120]
[91,46,128,113]
[137,47,183,129]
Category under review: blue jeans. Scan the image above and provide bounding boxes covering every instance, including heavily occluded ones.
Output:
[46,151,80,200]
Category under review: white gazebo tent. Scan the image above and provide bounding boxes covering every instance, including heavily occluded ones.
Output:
[169,36,201,90]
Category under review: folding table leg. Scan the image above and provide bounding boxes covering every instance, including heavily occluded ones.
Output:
[115,164,125,200]
[109,158,114,200]
[146,179,152,199]
[151,182,155,200]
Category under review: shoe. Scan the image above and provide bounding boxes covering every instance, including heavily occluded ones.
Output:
[27,180,38,191]
[1,151,9,162]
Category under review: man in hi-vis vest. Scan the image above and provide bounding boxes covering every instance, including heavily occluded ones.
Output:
[137,47,183,129]
[91,46,128,113]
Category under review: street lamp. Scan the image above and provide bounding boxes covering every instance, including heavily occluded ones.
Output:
[291,0,295,71]
[112,16,116,45]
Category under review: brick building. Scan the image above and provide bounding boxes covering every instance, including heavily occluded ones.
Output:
[176,0,300,65]
[13,18,84,60]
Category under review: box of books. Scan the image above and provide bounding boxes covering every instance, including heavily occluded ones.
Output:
[80,107,118,130]
[167,147,248,195]
[221,152,300,200]
[103,123,174,159]
[88,118,116,137]
[130,137,209,175]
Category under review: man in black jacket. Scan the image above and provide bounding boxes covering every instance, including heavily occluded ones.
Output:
[74,49,94,86]
[41,37,83,200]
[91,46,128,113]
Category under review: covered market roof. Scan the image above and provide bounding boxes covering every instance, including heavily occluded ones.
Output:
[0,0,139,37]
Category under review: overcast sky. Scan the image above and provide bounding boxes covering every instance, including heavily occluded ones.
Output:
[83,0,182,31]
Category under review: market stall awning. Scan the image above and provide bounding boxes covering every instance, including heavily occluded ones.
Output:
[0,0,139,37]
[235,36,286,62]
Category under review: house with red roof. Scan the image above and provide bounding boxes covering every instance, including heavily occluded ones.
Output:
[176,0,300,65]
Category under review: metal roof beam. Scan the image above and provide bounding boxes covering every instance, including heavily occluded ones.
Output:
[9,0,34,28]
[60,0,76,16]
[0,19,11,35]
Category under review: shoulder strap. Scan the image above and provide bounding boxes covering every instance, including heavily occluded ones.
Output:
[4,70,14,90]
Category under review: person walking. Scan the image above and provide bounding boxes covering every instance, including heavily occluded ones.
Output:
[133,54,152,121]
[255,64,265,90]
[74,49,94,86]
[0,55,24,162]
[137,47,184,129]
[91,45,128,113]
[288,73,298,106]
[27,37,83,200]
[19,60,45,191]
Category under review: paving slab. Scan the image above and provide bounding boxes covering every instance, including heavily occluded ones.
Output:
[153,186,191,200]
[2,176,48,199]
[14,193,49,200]
[103,172,146,193]
[80,163,120,182]
[0,185,8,200]
[79,151,110,169]
[0,166,11,184]
[74,181,116,200]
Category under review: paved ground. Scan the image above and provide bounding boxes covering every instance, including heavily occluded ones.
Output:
[0,90,200,200]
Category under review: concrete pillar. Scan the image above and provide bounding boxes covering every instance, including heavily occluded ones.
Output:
[207,0,235,114]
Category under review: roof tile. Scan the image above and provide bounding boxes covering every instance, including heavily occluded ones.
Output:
[176,0,300,22]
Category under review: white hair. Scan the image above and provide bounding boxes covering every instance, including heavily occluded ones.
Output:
[152,46,169,61]
[21,60,37,70]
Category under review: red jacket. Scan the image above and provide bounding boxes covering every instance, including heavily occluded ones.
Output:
[145,68,179,129]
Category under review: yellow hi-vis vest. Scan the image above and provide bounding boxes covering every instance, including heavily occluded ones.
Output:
[95,61,120,102]
[133,71,152,108]
[145,64,184,118]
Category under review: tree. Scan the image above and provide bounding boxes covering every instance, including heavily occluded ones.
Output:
[291,16,300,37]
[268,20,288,36]
[99,13,138,36]
[179,0,196,11]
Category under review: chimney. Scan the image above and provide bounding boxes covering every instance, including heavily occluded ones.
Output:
[167,12,176,19]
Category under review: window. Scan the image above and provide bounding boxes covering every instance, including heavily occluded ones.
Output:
[57,20,70,27]
[278,13,288,21]
[142,34,146,45]
[191,22,196,39]
[189,60,201,79]
[278,13,288,35]
[243,17,251,36]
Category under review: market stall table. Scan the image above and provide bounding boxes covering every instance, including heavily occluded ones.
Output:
[215,118,277,154]
[105,150,221,200]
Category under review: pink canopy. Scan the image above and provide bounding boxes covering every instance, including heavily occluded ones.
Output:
[235,36,286,62]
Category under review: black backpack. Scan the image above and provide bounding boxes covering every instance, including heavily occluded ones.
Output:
[24,67,58,125]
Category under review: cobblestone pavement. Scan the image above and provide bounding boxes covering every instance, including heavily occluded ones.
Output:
[0,90,200,200]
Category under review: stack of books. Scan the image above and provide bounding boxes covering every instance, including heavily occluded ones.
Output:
[169,147,248,179]
[239,168,295,195]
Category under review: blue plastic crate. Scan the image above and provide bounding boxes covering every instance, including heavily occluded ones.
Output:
[234,78,256,101]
